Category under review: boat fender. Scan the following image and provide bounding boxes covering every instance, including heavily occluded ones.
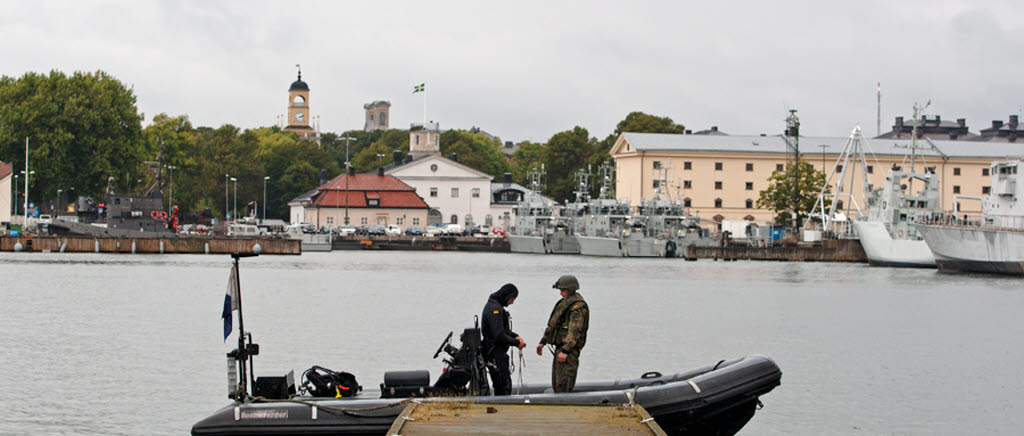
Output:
[641,371,662,379]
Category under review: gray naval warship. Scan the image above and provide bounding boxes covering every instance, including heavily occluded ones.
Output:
[49,190,177,238]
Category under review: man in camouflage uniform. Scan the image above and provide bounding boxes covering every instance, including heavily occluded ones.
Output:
[535,274,590,393]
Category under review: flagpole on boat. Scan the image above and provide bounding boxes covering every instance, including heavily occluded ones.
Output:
[232,252,258,399]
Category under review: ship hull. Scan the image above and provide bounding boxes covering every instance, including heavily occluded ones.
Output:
[915,223,1024,275]
[544,232,580,254]
[48,218,176,238]
[622,235,667,257]
[508,235,546,254]
[576,235,623,257]
[852,221,935,268]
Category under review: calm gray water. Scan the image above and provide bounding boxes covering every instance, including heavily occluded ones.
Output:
[1,251,1022,435]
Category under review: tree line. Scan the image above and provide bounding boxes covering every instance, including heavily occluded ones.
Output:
[2,69,815,225]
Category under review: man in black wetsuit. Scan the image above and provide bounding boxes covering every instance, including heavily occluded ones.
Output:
[481,283,526,395]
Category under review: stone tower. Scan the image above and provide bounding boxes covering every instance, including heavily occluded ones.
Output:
[409,122,441,159]
[284,68,313,138]
[363,101,391,131]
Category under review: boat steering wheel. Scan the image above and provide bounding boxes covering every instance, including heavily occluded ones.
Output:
[433,331,453,359]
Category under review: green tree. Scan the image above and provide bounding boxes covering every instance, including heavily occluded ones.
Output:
[545,126,599,203]
[510,141,547,185]
[613,111,687,136]
[143,113,195,211]
[352,129,409,172]
[321,130,385,171]
[756,161,828,227]
[0,70,145,208]
[250,127,338,219]
[439,129,510,180]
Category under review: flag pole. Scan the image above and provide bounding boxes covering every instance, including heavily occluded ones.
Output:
[233,256,248,398]
[423,85,427,126]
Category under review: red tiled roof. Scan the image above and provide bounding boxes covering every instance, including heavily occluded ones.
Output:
[0,162,11,180]
[310,174,429,209]
[320,174,416,192]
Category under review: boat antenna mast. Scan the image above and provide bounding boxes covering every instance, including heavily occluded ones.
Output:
[572,166,592,203]
[527,164,546,193]
[894,101,932,193]
[597,160,615,200]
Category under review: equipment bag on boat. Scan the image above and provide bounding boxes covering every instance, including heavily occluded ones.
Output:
[301,366,361,398]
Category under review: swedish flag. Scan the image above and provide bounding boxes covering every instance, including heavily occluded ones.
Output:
[413,83,425,93]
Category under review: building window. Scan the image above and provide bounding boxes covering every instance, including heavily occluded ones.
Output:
[465,215,473,225]
[344,216,350,225]
[368,199,379,206]
[715,162,723,170]
[983,168,990,176]
[982,186,991,194]
[326,216,334,225]
[472,188,480,198]
[684,198,692,208]
[776,164,784,171]
[451,214,458,224]
[430,187,438,197]
[836,165,844,172]
[745,199,753,209]
[360,217,368,225]
[953,168,961,176]
[653,180,660,188]
[926,166,936,174]
[953,185,960,194]
[745,182,753,190]
[379,112,386,125]
[745,163,753,171]
[394,217,402,225]
[451,188,459,198]
[868,184,874,191]
[714,198,722,208]
[413,217,420,225]
[653,161,662,169]
[684,161,692,170]
[415,136,420,145]
[714,181,722,190]
[867,165,873,174]
[485,215,493,226]
[837,200,844,209]
[683,180,692,189]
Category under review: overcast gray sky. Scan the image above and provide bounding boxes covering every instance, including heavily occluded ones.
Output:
[3,1,1022,143]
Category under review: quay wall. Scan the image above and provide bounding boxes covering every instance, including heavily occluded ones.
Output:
[0,236,300,255]
[686,239,867,262]
[335,235,510,252]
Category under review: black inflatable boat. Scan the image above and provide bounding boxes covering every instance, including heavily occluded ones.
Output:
[192,326,781,436]
[193,255,781,435]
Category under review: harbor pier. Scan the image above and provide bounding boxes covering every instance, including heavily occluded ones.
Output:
[0,236,300,255]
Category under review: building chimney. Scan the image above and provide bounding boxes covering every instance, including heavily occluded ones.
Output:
[711,126,718,132]
[895,116,904,128]
[957,118,966,127]
[377,166,384,176]
[404,154,413,164]
[503,173,512,184]
[934,115,941,124]
[684,129,692,134]
[319,169,328,187]
[993,120,1004,129]
[449,153,458,162]
[348,166,356,176]
[392,150,402,167]
[1010,115,1019,130]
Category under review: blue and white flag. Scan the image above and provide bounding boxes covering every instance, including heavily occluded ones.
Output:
[221,263,239,340]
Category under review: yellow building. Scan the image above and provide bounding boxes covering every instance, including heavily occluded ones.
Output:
[284,69,313,138]
[610,131,1013,225]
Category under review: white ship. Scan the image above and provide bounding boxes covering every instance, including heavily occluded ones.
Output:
[915,158,1024,275]
[508,166,554,254]
[853,169,941,267]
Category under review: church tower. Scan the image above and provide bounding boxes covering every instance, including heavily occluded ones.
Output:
[363,101,391,131]
[284,68,313,137]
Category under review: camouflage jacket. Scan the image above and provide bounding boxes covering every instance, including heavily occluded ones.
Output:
[540,292,589,354]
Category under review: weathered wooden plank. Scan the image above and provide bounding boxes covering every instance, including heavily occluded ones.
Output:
[386,402,665,436]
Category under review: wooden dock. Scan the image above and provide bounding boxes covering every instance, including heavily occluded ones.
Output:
[0,236,300,255]
[385,402,666,436]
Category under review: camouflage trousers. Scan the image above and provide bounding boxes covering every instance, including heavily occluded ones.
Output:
[551,350,580,393]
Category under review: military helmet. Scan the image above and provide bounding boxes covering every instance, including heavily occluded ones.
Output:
[553,274,580,291]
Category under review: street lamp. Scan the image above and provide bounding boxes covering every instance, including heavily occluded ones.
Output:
[263,176,270,223]
[167,165,176,214]
[340,137,356,225]
[231,177,238,222]
[21,169,34,227]
[107,176,115,195]
[57,189,63,216]
[225,174,230,220]
[12,174,18,216]
[376,153,385,168]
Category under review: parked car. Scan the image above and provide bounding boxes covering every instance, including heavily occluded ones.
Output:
[385,225,402,236]
[424,223,448,237]
[298,222,316,233]
[366,225,386,236]
[492,228,506,237]
[444,223,464,235]
[337,226,357,236]
[405,226,423,236]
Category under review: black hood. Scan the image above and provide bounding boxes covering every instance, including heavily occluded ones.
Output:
[489,283,519,306]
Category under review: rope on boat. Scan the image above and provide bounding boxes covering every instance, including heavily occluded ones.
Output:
[241,394,413,416]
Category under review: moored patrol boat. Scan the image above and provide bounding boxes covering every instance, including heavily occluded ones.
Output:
[508,167,553,254]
